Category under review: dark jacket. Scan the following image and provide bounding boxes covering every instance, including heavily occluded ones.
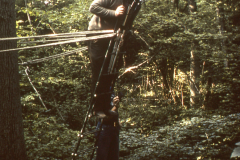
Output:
[88,0,124,30]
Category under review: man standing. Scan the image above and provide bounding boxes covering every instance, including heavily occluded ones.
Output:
[88,0,125,116]
[88,0,126,159]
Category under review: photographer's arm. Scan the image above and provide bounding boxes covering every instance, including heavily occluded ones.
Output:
[89,0,125,18]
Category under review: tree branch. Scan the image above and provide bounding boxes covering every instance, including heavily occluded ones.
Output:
[118,53,157,78]
[25,67,48,110]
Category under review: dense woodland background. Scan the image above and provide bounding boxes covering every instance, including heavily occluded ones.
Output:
[6,0,240,159]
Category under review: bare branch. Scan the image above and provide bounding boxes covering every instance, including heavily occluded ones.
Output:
[25,67,48,110]
[118,53,157,78]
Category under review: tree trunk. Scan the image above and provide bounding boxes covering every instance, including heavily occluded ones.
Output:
[189,42,200,107]
[216,0,228,67]
[188,0,200,107]
[188,0,197,13]
[159,58,169,96]
[0,0,27,159]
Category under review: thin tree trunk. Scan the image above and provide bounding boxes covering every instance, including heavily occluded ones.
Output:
[181,82,184,107]
[216,0,228,67]
[188,0,197,13]
[0,0,27,159]
[190,43,200,107]
[188,0,200,107]
[159,58,169,97]
[204,77,212,108]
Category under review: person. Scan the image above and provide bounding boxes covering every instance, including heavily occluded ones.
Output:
[88,0,126,159]
[88,0,126,117]
[95,96,121,160]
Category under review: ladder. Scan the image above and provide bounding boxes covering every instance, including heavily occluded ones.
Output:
[72,0,141,159]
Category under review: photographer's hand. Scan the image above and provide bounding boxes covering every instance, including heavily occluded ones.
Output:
[112,96,120,111]
[115,5,125,17]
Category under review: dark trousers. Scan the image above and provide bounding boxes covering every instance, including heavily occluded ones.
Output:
[88,38,116,112]
[96,123,120,160]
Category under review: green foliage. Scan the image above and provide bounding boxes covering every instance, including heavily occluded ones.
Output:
[16,0,240,159]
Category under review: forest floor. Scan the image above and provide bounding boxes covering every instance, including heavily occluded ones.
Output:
[118,110,240,160]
